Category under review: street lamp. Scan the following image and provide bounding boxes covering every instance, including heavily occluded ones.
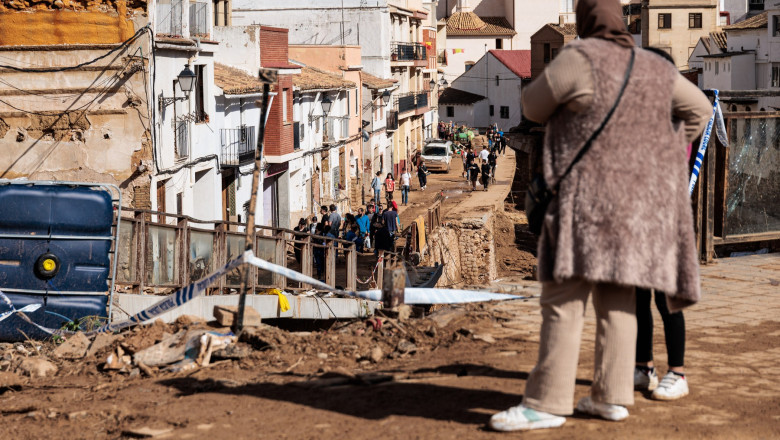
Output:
[382,90,391,105]
[440,77,448,88]
[321,94,333,115]
[159,63,199,110]
[429,78,436,90]
[176,64,197,97]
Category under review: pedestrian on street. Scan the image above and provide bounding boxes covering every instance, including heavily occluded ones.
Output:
[370,205,384,257]
[488,149,498,183]
[488,0,712,432]
[400,168,411,205]
[633,46,691,403]
[384,173,396,204]
[382,200,400,241]
[293,218,308,264]
[479,145,490,163]
[327,204,341,239]
[468,160,480,191]
[371,171,382,204]
[418,160,429,191]
[480,159,491,191]
[466,147,476,181]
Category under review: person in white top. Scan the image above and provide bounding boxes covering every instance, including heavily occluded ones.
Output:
[400,169,412,206]
[479,145,490,162]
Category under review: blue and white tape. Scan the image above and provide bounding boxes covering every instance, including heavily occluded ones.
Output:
[1,250,527,337]
[689,89,729,195]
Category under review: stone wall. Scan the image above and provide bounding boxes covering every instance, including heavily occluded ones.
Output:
[423,208,498,287]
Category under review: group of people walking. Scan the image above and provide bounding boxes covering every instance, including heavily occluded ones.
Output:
[293,199,401,280]
[461,130,506,192]
[488,0,711,432]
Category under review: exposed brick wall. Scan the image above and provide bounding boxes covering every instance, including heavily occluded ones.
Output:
[264,75,294,157]
[259,26,289,66]
[259,26,294,158]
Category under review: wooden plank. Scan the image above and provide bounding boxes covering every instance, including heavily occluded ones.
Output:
[273,230,287,289]
[376,250,384,289]
[346,244,357,291]
[135,211,146,294]
[325,241,336,287]
[714,231,780,245]
[301,235,313,290]
[704,134,716,263]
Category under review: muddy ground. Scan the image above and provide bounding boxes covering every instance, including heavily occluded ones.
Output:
[0,304,777,440]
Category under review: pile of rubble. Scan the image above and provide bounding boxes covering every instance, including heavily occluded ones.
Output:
[0,302,508,384]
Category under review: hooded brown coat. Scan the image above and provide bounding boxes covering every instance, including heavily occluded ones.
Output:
[536,39,702,311]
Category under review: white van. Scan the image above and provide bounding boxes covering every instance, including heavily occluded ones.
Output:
[421,140,453,172]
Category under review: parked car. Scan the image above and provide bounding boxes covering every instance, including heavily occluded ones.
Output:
[421,140,453,172]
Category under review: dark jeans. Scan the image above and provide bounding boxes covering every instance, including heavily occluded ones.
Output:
[401,185,410,204]
[418,173,427,188]
[636,288,685,367]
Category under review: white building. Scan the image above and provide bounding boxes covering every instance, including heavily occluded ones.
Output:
[233,0,438,176]
[438,49,530,130]
[439,0,563,81]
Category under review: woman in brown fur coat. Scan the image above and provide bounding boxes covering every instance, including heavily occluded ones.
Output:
[489,0,712,432]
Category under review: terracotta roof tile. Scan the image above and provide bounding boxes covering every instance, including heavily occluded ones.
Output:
[544,22,578,36]
[438,87,485,105]
[710,31,727,52]
[213,63,266,95]
[446,13,516,37]
[489,50,531,79]
[724,11,767,30]
[362,71,397,90]
[292,65,356,91]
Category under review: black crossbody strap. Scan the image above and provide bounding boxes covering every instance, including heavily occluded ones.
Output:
[553,48,635,193]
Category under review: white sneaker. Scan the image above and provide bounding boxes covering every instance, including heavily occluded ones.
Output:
[652,372,689,401]
[634,367,659,391]
[576,396,629,421]
[489,404,566,432]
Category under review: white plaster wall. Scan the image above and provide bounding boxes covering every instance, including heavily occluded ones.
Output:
[213,25,261,75]
[442,36,493,83]
[231,0,391,78]
[438,103,478,126]
[449,51,523,130]
[732,53,757,89]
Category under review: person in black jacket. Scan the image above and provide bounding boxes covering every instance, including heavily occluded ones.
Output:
[417,160,430,190]
[481,159,492,191]
[468,160,481,191]
[488,149,498,183]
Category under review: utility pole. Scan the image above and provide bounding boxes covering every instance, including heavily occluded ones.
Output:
[235,68,278,334]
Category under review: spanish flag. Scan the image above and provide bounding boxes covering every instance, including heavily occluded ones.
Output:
[452,48,464,54]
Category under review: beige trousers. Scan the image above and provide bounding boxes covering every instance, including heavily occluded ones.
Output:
[522,278,636,416]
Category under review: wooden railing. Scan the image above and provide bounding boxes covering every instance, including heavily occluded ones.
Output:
[113,208,361,294]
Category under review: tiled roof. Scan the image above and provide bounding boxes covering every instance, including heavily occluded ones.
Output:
[438,87,485,105]
[362,71,396,90]
[710,31,728,52]
[545,22,578,36]
[724,11,767,30]
[489,50,531,79]
[292,65,356,91]
[213,63,266,95]
[446,13,516,37]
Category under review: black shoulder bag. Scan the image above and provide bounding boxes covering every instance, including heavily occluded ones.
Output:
[526,49,635,236]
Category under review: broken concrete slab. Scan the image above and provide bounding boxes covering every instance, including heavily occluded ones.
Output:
[86,333,118,358]
[213,305,262,327]
[53,332,90,360]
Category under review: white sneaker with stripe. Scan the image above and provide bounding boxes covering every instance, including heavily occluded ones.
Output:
[489,404,566,432]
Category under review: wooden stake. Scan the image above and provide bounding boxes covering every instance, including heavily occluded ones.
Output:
[236,76,274,334]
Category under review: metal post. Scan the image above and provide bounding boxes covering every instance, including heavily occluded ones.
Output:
[236,69,277,333]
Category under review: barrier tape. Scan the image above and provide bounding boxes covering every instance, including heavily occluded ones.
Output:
[689,89,729,195]
[0,251,526,337]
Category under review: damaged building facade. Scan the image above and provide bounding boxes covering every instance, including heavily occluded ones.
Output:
[0,0,153,208]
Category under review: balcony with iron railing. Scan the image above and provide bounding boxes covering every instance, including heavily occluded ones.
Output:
[395,93,416,114]
[391,42,426,62]
[220,125,255,167]
[416,92,428,110]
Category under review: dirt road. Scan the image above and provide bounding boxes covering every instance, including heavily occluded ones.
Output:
[0,300,777,440]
